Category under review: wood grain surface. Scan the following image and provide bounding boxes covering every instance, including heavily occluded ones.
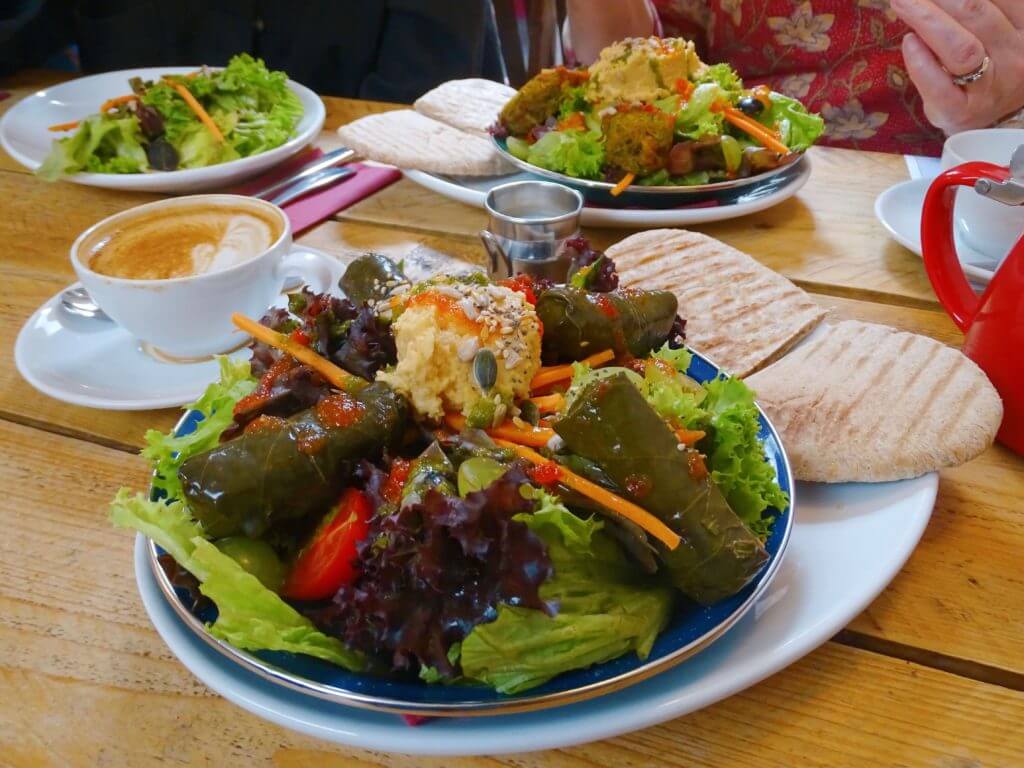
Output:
[2,72,1022,767]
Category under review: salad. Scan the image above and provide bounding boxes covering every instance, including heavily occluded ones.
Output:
[111,240,788,695]
[495,37,825,193]
[39,54,302,179]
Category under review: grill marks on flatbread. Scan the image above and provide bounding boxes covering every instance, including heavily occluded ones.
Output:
[606,229,827,377]
[336,109,513,176]
[746,321,1003,482]
[414,79,517,137]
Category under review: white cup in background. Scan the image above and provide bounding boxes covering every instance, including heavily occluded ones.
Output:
[71,194,338,358]
[940,129,1024,264]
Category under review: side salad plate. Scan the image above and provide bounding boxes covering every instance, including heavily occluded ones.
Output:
[0,59,325,193]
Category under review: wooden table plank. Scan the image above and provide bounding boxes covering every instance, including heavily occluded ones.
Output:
[2,419,1022,768]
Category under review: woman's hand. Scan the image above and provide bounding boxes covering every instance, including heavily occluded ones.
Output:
[893,0,1024,134]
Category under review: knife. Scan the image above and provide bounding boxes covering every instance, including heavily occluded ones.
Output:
[269,166,355,206]
[253,146,357,200]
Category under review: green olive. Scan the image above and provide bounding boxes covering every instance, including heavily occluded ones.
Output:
[216,537,287,592]
[720,135,742,174]
[458,457,508,497]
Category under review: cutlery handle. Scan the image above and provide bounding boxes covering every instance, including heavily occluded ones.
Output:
[255,147,356,200]
[270,167,355,207]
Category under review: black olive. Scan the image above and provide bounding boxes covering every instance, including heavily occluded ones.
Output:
[738,96,765,116]
[136,104,165,140]
[145,138,179,171]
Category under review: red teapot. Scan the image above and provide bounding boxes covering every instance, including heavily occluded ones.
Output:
[921,150,1024,455]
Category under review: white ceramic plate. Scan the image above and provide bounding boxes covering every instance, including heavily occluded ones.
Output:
[874,178,996,286]
[136,473,937,755]
[0,67,325,194]
[14,248,344,410]
[404,157,811,229]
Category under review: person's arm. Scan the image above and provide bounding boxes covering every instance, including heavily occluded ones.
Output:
[565,0,659,65]
[893,0,1024,135]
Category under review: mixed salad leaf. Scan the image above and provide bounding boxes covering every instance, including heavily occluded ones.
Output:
[110,241,789,696]
[39,54,302,179]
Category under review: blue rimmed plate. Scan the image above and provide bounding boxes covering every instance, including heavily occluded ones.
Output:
[146,347,793,716]
[491,135,808,208]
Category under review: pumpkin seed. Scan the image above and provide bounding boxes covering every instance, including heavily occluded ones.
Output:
[473,348,498,392]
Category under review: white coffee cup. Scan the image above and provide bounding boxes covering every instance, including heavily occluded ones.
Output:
[940,128,1024,264]
[71,194,338,358]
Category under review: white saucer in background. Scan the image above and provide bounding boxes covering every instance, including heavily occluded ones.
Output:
[874,178,996,286]
[14,282,250,410]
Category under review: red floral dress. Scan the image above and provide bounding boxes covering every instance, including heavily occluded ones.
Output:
[652,0,945,155]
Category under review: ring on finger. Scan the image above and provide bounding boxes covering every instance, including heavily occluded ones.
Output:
[950,55,991,86]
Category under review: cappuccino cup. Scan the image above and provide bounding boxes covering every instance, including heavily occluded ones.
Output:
[71,194,338,358]
[940,129,1024,264]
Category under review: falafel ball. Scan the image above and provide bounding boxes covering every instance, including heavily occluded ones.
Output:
[499,67,587,137]
[603,109,674,176]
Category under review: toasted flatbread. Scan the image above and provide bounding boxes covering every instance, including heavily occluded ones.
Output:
[337,110,513,176]
[414,78,516,136]
[606,229,827,377]
[746,321,1003,482]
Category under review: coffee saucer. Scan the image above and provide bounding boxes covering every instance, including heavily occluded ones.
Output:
[14,281,256,410]
[874,178,997,286]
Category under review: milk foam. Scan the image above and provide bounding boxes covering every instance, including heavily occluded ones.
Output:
[191,213,277,275]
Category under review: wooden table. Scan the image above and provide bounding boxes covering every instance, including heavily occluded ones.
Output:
[2,74,1022,768]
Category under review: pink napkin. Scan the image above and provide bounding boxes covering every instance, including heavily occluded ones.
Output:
[232,147,401,234]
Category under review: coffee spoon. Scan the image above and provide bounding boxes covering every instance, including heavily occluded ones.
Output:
[60,285,111,321]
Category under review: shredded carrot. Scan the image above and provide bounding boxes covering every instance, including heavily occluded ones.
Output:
[719,105,789,155]
[166,80,224,143]
[529,393,565,414]
[609,172,636,197]
[444,413,555,448]
[99,94,138,113]
[231,313,357,391]
[674,78,694,99]
[674,427,706,446]
[530,349,615,392]
[47,120,80,132]
[493,439,681,550]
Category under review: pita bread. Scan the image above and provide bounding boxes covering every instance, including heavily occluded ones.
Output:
[414,78,516,136]
[746,321,1003,482]
[606,229,827,377]
[337,110,513,176]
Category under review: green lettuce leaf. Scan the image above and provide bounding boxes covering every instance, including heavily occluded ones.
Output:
[38,115,148,179]
[757,93,824,152]
[557,85,591,119]
[110,490,364,670]
[458,496,674,694]
[694,63,744,98]
[526,130,605,179]
[701,377,789,535]
[675,83,725,139]
[142,356,256,503]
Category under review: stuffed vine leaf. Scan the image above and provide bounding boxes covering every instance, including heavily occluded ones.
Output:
[179,382,408,540]
[554,373,768,604]
[535,286,678,363]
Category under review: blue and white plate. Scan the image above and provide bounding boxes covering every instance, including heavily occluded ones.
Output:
[491,135,808,208]
[146,348,794,717]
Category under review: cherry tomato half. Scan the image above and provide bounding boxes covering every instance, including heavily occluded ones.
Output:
[281,488,371,601]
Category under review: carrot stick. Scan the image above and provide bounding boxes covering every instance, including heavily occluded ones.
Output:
[444,413,555,448]
[493,439,681,550]
[720,106,789,155]
[167,80,224,143]
[674,427,706,446]
[529,393,565,414]
[231,313,357,391]
[530,349,615,392]
[99,94,138,113]
[48,120,80,132]
[609,172,636,197]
